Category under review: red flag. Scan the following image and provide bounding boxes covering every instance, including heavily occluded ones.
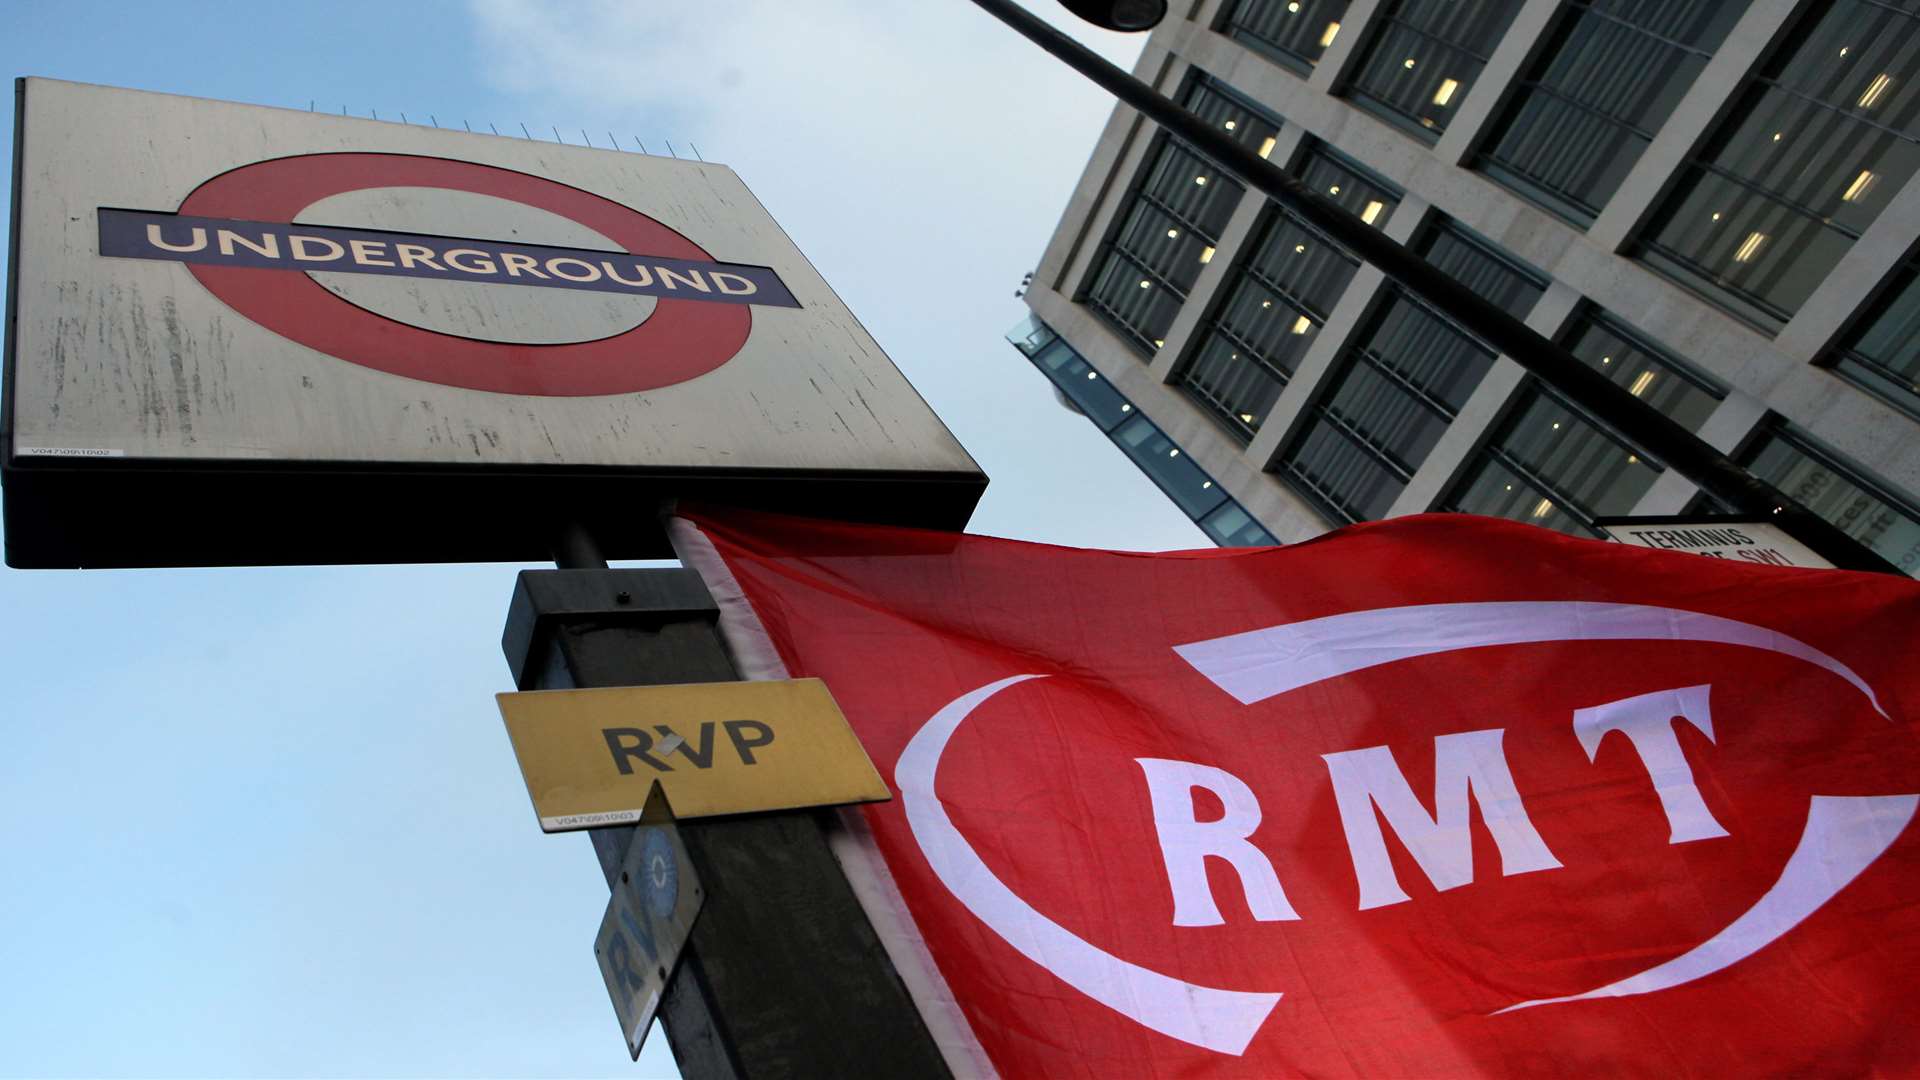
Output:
[675,508,1920,1077]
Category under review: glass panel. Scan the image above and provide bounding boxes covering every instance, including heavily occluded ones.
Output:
[1006,312,1054,357]
[1835,261,1920,416]
[1082,79,1278,354]
[1561,309,1723,431]
[1083,250,1187,353]
[1745,427,1920,576]
[1283,415,1409,522]
[1347,0,1527,141]
[1244,214,1362,318]
[1488,388,1661,517]
[1639,0,1920,327]
[1030,339,1136,431]
[1279,292,1496,522]
[1175,205,1363,438]
[1200,501,1281,546]
[1417,220,1546,318]
[1113,415,1231,519]
[1296,143,1403,227]
[1183,80,1287,160]
[1181,330,1292,439]
[1480,0,1745,224]
[1225,0,1354,74]
[1363,295,1498,411]
[1448,456,1595,536]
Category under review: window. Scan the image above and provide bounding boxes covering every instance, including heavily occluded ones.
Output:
[1639,1,1920,328]
[1479,1,1745,226]
[1297,142,1404,226]
[1082,80,1282,354]
[1200,501,1281,546]
[1030,338,1136,432]
[1279,294,1497,522]
[1346,0,1526,142]
[1560,308,1724,431]
[1175,146,1397,439]
[1832,258,1920,417]
[1223,0,1353,76]
[1414,218,1547,318]
[1717,423,1920,577]
[1446,385,1663,536]
[1010,316,1278,547]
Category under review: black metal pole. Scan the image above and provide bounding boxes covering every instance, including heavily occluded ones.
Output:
[512,525,953,1078]
[974,0,1904,575]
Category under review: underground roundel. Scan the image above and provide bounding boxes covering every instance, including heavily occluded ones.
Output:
[97,153,800,396]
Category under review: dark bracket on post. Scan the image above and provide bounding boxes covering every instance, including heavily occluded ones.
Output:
[502,568,723,691]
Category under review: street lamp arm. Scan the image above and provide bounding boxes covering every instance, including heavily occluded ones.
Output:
[971,0,1901,575]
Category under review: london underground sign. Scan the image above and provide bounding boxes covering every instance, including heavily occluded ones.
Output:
[97,154,795,396]
[4,79,982,568]
[681,508,1920,1077]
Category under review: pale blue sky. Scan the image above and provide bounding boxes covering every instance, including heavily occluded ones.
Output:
[0,3,1193,1076]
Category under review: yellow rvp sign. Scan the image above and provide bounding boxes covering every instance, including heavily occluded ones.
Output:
[497,678,890,832]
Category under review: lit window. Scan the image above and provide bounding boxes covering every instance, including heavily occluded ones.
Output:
[1259,136,1276,159]
[1199,245,1216,264]
[1531,498,1554,518]
[1733,232,1766,263]
[1433,78,1459,106]
[1361,200,1384,224]
[1629,370,1656,396]
[1292,316,1312,334]
[1843,170,1878,202]
[1321,22,1340,48]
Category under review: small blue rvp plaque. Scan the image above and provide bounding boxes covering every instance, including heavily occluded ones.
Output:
[592,784,703,1060]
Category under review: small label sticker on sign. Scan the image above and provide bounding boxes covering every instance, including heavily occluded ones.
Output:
[16,447,127,458]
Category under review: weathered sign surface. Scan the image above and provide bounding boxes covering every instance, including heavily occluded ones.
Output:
[3,78,983,567]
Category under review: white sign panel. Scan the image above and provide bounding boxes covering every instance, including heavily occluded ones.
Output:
[4,78,983,567]
[1597,519,1835,570]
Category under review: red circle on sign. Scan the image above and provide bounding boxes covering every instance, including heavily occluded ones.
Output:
[177,153,752,396]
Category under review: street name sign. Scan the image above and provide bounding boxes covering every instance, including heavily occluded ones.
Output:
[497,677,889,831]
[1594,516,1835,570]
[592,784,702,1061]
[3,78,984,568]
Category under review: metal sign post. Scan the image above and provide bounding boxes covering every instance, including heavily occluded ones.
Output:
[502,548,953,1078]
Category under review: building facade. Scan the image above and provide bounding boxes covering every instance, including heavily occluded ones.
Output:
[1012,0,1920,575]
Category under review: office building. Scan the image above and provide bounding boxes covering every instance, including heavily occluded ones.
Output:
[1011,0,1920,575]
